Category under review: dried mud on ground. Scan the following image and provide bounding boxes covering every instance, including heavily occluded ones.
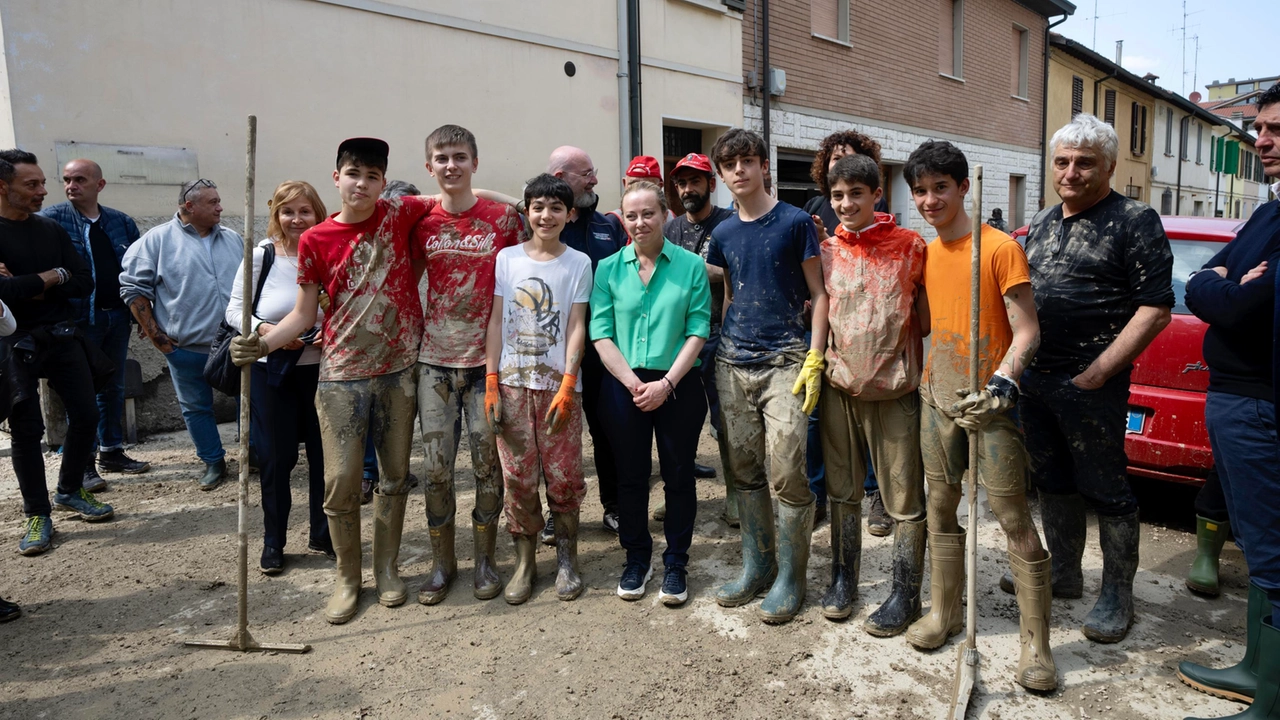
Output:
[0,424,1252,719]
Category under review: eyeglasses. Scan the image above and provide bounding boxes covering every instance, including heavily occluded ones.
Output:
[181,178,216,204]
[567,167,598,180]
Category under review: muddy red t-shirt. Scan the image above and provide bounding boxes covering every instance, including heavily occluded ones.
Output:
[297,196,435,381]
[412,198,521,368]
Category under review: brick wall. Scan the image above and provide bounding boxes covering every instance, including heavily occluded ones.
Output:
[745,0,1048,151]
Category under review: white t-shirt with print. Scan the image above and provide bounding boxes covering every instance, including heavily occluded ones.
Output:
[493,243,593,391]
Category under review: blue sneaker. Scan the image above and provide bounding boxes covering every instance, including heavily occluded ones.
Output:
[617,561,653,601]
[18,515,53,556]
[659,566,689,607]
[54,488,115,522]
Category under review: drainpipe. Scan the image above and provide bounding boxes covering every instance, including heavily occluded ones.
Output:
[1039,16,1069,209]
[1175,114,1189,214]
[627,0,642,156]
[616,0,631,172]
[761,0,771,152]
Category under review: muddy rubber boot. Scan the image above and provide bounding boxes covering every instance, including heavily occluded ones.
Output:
[759,499,815,624]
[372,493,408,608]
[865,517,927,637]
[324,512,362,625]
[1010,549,1058,691]
[722,474,740,528]
[504,534,537,605]
[472,520,502,601]
[716,486,777,607]
[820,500,861,620]
[417,519,457,606]
[1184,616,1280,720]
[1082,510,1139,643]
[553,510,585,601]
[906,530,965,650]
[1179,582,1269,704]
[1187,515,1230,598]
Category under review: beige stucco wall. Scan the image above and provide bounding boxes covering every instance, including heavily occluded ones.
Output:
[0,0,742,218]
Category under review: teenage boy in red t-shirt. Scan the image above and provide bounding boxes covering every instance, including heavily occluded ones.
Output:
[232,137,435,625]
[412,125,520,606]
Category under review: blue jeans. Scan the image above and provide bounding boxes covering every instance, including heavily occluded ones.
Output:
[362,421,378,482]
[164,347,225,465]
[807,405,826,504]
[79,307,131,451]
[1205,391,1280,622]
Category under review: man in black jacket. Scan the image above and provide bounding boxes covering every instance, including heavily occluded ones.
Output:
[0,149,114,557]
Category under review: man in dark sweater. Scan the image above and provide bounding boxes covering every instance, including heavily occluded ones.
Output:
[0,149,114,557]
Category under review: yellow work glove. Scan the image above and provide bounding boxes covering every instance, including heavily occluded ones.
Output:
[544,373,577,434]
[484,373,502,430]
[791,349,825,416]
[230,334,270,366]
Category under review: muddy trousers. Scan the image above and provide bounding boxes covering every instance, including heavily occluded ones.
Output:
[316,366,418,517]
[249,363,327,552]
[495,385,587,537]
[416,363,502,528]
[715,360,812,506]
[600,370,707,569]
[819,383,924,521]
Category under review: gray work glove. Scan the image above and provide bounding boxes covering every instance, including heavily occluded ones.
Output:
[951,373,1020,431]
[230,334,270,366]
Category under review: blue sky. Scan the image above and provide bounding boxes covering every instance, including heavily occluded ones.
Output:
[1054,0,1274,99]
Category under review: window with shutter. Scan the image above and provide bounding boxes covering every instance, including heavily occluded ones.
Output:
[1071,76,1083,117]
[1130,102,1140,154]
[1165,107,1174,155]
[1140,106,1148,155]
[1103,89,1116,125]
[1196,124,1203,164]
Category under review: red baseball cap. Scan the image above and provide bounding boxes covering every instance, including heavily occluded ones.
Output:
[672,153,713,175]
[625,155,662,181]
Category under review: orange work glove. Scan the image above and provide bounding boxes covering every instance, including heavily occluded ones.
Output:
[544,373,577,434]
[484,373,502,430]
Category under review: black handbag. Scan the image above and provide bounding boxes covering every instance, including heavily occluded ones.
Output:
[204,247,274,395]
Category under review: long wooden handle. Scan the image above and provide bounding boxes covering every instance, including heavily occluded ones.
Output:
[964,165,983,650]
[235,115,257,648]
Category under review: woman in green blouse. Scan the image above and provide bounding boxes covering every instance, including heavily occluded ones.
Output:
[590,181,712,607]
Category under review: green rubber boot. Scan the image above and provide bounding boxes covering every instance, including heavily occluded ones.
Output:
[1184,614,1280,720]
[1180,583,1269,704]
[758,498,815,624]
[1187,515,1230,598]
[715,485,776,607]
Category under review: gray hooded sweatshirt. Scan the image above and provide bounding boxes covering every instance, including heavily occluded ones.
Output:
[119,213,243,351]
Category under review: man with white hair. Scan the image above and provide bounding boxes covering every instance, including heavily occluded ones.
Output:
[1013,113,1173,644]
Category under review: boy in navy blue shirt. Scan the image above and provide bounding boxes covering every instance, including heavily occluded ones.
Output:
[706,128,828,624]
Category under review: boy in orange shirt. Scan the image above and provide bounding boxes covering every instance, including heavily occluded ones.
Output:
[901,140,1056,692]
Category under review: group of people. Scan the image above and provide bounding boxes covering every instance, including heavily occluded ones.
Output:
[1,87,1278,718]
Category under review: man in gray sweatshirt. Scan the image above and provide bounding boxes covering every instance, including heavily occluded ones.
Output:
[119,179,242,489]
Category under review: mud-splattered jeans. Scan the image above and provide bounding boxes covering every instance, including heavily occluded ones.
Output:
[715,361,812,507]
[919,399,1027,497]
[417,363,502,528]
[1019,369,1136,516]
[316,366,418,517]
[820,383,924,521]
[495,385,587,536]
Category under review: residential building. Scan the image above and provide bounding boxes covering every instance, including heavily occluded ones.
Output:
[1152,101,1266,220]
[1206,75,1279,101]
[739,0,1075,235]
[1195,89,1264,130]
[0,0,744,219]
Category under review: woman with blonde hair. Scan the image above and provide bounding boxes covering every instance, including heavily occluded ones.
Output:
[226,180,330,573]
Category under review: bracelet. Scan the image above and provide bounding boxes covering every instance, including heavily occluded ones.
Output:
[55,267,69,285]
[661,376,676,400]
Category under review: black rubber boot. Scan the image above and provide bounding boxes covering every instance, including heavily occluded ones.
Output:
[864,517,926,637]
[1081,510,1139,643]
[1180,582,1269,704]
[1003,492,1087,598]
[820,500,861,620]
[1184,616,1280,720]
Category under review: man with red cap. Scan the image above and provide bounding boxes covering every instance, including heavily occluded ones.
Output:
[609,156,673,228]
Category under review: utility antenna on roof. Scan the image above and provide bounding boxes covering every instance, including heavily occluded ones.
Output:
[1171,1,1203,95]
[1087,0,1125,50]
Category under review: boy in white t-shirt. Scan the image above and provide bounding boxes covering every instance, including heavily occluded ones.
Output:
[484,174,592,605]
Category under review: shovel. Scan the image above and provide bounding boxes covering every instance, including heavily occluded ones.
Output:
[947,164,983,719]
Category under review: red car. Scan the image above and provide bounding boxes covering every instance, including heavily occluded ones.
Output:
[1013,216,1242,486]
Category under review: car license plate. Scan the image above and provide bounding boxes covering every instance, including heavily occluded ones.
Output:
[1126,410,1145,434]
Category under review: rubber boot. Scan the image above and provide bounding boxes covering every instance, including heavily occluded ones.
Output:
[372,493,408,608]
[417,519,456,605]
[504,534,537,605]
[906,530,965,650]
[553,510,585,601]
[473,520,502,601]
[1003,492,1089,597]
[1010,549,1058,691]
[1187,515,1230,597]
[1082,510,1139,643]
[1184,617,1280,720]
[865,517,927,637]
[1180,582,1269,704]
[759,498,815,624]
[722,474,740,528]
[324,512,362,624]
[715,485,776,607]
[821,500,861,620]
